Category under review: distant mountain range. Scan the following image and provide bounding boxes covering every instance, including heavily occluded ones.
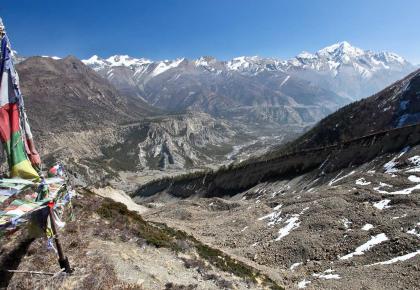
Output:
[83,41,415,99]
[13,42,416,129]
[78,42,416,129]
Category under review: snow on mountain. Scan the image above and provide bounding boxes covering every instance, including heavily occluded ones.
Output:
[41,56,61,60]
[226,56,286,73]
[82,41,415,100]
[282,41,415,99]
[317,41,365,59]
[286,41,410,75]
[83,41,412,79]
[150,58,185,77]
[82,55,152,70]
[227,56,258,70]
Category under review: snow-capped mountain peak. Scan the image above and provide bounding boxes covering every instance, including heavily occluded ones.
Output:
[317,41,365,58]
[105,55,152,67]
[287,41,411,78]
[227,56,261,71]
[83,55,103,65]
[194,56,217,67]
[296,51,316,60]
[150,58,185,77]
[82,55,152,70]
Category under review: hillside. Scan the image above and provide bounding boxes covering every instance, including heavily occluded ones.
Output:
[130,69,420,289]
[0,189,284,289]
[284,68,420,152]
[17,56,160,133]
[14,57,277,185]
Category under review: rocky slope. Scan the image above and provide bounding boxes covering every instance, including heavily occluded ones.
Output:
[130,69,420,289]
[1,189,284,290]
[97,112,243,172]
[270,68,420,155]
[144,145,420,289]
[17,56,157,133]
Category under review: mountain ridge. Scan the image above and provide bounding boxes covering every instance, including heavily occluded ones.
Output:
[77,42,416,130]
[81,41,415,99]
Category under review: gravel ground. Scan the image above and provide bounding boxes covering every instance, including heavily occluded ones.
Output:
[144,146,420,289]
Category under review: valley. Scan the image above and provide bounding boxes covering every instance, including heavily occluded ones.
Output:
[127,69,420,289]
[2,29,419,289]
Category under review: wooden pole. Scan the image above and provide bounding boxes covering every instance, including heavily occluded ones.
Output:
[48,202,72,273]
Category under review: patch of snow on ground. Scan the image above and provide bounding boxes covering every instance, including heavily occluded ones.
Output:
[329,170,356,186]
[290,262,302,271]
[313,269,341,280]
[408,175,420,183]
[386,184,420,195]
[356,178,371,185]
[274,207,310,241]
[300,207,310,214]
[340,233,389,260]
[384,147,410,174]
[374,182,393,194]
[373,199,391,210]
[342,218,352,230]
[276,216,300,241]
[319,157,329,169]
[407,223,420,238]
[369,250,420,266]
[392,213,407,220]
[273,204,282,211]
[362,224,374,231]
[297,279,311,288]
[258,209,282,226]
[407,156,420,172]
[384,159,398,173]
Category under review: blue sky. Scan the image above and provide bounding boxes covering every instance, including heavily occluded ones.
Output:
[2,0,420,63]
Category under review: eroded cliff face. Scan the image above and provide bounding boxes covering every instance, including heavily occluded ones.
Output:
[31,110,248,186]
[98,112,240,173]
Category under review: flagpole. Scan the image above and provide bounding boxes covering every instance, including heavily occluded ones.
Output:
[0,17,72,274]
[48,201,72,273]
